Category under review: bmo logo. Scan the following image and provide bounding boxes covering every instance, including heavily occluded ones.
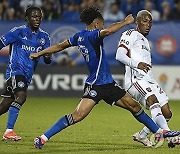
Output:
[22,45,42,52]
[156,35,177,56]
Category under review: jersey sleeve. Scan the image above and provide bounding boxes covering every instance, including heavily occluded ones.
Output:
[118,30,137,53]
[88,29,102,44]
[0,27,18,46]
[68,32,79,46]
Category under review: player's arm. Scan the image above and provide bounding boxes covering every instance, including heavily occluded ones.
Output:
[100,14,134,38]
[116,47,151,73]
[30,40,71,59]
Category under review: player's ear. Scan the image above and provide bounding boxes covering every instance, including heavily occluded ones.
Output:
[95,22,98,29]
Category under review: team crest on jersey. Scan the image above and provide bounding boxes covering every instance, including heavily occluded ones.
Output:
[40,38,45,45]
[89,90,97,97]
[18,81,25,88]
[146,87,152,92]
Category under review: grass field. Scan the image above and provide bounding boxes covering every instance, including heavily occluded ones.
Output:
[0,98,180,154]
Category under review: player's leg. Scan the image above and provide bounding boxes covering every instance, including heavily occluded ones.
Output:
[34,98,95,149]
[34,83,99,149]
[0,98,14,115]
[0,79,15,115]
[104,82,162,134]
[130,81,173,146]
[115,92,162,134]
[161,103,172,122]
[3,75,27,141]
[115,92,180,145]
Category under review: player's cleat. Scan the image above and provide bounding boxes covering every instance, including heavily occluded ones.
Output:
[2,131,21,141]
[34,136,46,149]
[162,130,180,138]
[133,132,153,147]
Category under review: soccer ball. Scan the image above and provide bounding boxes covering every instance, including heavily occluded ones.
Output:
[167,136,180,148]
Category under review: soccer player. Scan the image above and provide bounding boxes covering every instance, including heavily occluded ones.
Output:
[116,10,179,147]
[30,7,180,149]
[0,6,51,141]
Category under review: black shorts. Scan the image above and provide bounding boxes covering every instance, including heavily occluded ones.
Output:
[82,81,126,105]
[1,75,28,98]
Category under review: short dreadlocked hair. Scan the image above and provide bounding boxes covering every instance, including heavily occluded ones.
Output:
[80,7,103,25]
[25,6,42,18]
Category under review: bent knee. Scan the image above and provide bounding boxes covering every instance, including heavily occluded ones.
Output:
[163,110,172,120]
[146,94,159,107]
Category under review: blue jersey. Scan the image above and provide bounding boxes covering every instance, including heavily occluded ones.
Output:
[0,24,50,85]
[69,29,114,85]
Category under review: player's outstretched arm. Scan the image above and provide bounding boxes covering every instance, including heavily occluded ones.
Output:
[30,40,71,59]
[100,14,134,38]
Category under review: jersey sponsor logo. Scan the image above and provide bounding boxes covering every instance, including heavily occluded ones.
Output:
[21,45,42,52]
[89,90,97,97]
[18,81,25,88]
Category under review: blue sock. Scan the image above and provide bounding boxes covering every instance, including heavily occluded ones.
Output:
[6,106,20,129]
[44,114,74,139]
[133,109,159,133]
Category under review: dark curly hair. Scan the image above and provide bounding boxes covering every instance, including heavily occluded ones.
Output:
[80,7,103,25]
[25,6,42,18]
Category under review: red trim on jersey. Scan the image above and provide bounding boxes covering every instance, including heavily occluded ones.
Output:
[133,82,147,96]
[118,44,130,57]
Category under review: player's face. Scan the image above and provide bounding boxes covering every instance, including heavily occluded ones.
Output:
[27,10,42,31]
[136,14,152,36]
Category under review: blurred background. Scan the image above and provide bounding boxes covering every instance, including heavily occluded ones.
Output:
[0,0,180,99]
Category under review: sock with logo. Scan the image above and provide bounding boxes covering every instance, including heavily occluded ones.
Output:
[133,108,160,133]
[44,114,75,140]
[6,102,21,129]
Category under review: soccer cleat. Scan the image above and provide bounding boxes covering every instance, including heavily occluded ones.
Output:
[2,131,21,141]
[133,132,153,147]
[162,130,180,138]
[34,136,45,149]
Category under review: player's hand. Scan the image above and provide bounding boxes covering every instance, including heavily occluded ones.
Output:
[44,54,51,59]
[124,14,134,25]
[29,53,40,59]
[137,62,152,73]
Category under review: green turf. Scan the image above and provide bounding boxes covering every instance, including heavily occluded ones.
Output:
[0,98,180,154]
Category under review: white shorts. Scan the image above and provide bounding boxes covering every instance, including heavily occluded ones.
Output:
[126,80,169,109]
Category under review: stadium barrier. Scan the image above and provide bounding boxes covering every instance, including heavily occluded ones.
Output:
[0,66,125,97]
[0,66,179,100]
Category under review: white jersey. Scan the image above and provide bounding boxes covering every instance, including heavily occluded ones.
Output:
[118,29,156,87]
[116,29,169,107]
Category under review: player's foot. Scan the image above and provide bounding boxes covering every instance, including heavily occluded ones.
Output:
[133,132,153,147]
[162,130,180,138]
[167,136,180,148]
[2,131,21,141]
[34,136,46,149]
